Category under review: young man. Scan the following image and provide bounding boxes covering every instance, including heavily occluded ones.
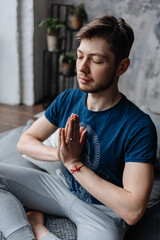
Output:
[0,14,157,240]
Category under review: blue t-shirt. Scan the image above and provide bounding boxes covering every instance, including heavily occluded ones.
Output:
[45,89,157,204]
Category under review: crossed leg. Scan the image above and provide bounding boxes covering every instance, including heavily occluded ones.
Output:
[0,163,75,240]
[0,163,128,240]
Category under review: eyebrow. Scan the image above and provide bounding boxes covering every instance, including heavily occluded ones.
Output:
[77,49,106,59]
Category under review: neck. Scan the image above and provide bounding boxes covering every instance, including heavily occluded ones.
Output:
[86,88,122,112]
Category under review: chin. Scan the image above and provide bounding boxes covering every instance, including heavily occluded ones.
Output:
[78,81,104,93]
[79,87,88,93]
[78,84,90,93]
[79,86,96,93]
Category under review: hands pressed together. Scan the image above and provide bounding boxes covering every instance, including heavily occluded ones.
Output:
[57,113,87,170]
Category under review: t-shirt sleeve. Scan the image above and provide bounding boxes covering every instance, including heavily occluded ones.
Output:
[44,89,70,126]
[124,115,157,164]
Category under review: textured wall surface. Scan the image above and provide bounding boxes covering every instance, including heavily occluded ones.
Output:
[0,0,20,104]
[0,0,34,105]
[18,0,34,105]
[51,0,160,114]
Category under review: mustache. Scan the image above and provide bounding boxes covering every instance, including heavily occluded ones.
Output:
[77,74,93,81]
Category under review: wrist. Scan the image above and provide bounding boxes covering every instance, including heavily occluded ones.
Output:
[64,160,82,171]
[70,164,85,174]
[48,147,59,161]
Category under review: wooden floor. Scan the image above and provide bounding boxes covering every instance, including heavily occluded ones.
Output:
[0,103,44,133]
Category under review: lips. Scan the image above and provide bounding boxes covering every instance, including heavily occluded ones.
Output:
[78,75,92,84]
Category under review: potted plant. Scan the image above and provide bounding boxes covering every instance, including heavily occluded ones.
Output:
[68,4,87,30]
[59,51,76,75]
[39,17,65,51]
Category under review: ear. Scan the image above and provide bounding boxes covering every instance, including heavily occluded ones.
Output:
[116,58,130,77]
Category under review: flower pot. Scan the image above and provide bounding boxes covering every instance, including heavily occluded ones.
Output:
[61,62,75,76]
[68,15,83,30]
[46,35,61,52]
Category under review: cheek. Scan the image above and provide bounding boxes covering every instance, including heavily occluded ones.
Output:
[92,66,108,78]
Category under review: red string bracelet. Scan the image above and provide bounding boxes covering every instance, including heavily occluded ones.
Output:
[70,164,85,174]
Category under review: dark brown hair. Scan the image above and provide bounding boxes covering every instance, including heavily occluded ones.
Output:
[76,14,134,65]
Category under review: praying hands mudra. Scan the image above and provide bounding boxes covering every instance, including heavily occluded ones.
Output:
[57,113,87,173]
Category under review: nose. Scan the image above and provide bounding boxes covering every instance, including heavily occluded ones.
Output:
[77,58,90,73]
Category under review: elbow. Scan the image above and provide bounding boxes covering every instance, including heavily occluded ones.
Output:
[17,142,21,154]
[125,207,145,225]
[17,135,24,154]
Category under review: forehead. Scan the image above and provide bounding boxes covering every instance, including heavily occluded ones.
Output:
[78,37,113,56]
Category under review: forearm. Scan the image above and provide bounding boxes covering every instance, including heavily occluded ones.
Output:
[17,133,58,161]
[66,161,149,225]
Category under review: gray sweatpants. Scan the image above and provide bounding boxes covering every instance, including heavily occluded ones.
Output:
[0,163,128,240]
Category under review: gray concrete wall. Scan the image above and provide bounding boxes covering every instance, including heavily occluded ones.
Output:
[51,0,160,114]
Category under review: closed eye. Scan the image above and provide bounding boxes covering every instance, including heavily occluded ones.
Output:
[92,58,103,64]
[91,57,104,64]
[77,51,105,64]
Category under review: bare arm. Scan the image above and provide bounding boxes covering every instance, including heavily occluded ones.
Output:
[59,114,154,225]
[17,115,59,161]
[66,161,153,225]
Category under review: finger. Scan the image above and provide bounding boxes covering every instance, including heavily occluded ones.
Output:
[80,129,87,147]
[62,128,66,142]
[80,126,85,136]
[65,113,74,138]
[61,128,66,146]
[66,114,74,136]
[65,118,70,139]
[67,118,74,140]
[73,114,79,141]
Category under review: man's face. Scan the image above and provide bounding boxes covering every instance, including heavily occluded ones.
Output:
[76,37,119,93]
